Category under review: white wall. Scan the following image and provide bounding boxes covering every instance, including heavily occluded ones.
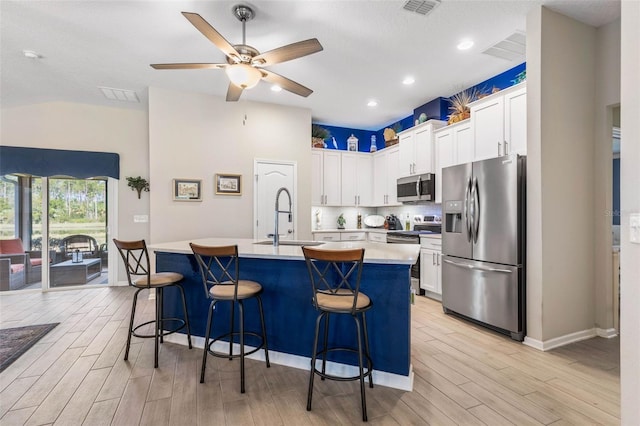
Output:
[148,87,312,243]
[1,102,150,283]
[620,1,640,423]
[593,19,621,332]
[526,7,597,342]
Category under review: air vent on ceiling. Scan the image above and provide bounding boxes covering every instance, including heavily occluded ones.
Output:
[403,0,440,16]
[482,31,526,61]
[98,86,140,103]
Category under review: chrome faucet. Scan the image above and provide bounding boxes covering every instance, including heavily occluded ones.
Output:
[273,187,292,246]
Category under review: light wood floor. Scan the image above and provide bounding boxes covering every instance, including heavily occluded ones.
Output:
[0,287,620,425]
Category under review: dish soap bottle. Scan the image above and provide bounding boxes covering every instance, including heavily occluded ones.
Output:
[405,214,410,231]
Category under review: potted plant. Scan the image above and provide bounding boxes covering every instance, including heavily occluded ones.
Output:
[126,176,150,199]
[311,124,330,148]
[447,88,479,124]
[337,213,346,229]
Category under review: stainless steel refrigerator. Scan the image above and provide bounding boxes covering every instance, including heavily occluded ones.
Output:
[441,154,525,341]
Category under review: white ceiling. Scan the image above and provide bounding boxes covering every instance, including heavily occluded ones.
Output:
[0,0,620,130]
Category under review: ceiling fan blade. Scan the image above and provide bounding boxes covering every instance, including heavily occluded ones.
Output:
[252,38,323,66]
[150,63,226,70]
[262,70,313,98]
[226,82,243,102]
[181,12,241,62]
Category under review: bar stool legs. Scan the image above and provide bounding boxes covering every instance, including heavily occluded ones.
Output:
[199,296,270,393]
[306,311,373,422]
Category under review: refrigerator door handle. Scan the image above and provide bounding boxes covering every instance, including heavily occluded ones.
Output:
[473,177,480,244]
[464,177,473,242]
[443,258,512,274]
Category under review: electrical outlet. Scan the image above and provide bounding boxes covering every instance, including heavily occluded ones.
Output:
[630,213,640,244]
[134,215,149,223]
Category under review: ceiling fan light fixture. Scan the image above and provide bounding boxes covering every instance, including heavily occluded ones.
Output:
[225,63,261,89]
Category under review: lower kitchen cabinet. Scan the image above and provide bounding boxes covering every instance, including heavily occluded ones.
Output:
[367,232,387,243]
[420,236,442,299]
[313,232,340,242]
[312,231,366,242]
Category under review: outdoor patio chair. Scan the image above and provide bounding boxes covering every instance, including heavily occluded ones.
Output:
[60,234,102,261]
[0,238,44,290]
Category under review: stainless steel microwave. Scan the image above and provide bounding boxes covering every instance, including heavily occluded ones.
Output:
[397,173,435,203]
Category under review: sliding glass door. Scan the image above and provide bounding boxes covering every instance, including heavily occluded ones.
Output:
[48,178,109,288]
[0,174,112,291]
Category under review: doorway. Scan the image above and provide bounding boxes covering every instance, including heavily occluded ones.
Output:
[254,160,297,242]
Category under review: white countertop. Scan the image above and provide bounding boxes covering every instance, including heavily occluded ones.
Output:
[149,237,419,265]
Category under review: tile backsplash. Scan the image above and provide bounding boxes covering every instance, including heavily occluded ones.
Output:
[311,204,442,231]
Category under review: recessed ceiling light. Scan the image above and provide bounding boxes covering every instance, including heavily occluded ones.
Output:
[457,40,474,50]
[367,100,378,107]
[403,76,415,85]
[23,50,41,59]
[270,85,282,92]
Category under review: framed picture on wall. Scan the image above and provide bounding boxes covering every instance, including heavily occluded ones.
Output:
[173,178,202,201]
[215,174,242,195]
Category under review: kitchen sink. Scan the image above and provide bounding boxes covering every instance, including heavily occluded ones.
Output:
[253,240,325,246]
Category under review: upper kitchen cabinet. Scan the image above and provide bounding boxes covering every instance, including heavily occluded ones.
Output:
[373,146,400,206]
[469,82,526,161]
[341,152,373,206]
[311,149,341,206]
[397,120,446,177]
[434,119,473,203]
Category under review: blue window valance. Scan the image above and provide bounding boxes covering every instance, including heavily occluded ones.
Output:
[0,146,119,179]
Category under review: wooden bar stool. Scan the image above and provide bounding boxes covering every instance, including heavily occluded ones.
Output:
[190,243,270,393]
[113,239,192,368]
[302,246,374,422]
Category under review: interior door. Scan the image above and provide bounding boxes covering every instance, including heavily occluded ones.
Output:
[254,160,296,241]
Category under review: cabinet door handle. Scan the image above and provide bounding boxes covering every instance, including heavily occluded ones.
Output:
[504,140,509,155]
[432,252,436,265]
[357,195,360,204]
[498,141,502,156]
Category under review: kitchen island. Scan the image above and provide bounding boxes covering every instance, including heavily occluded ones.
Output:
[149,238,419,390]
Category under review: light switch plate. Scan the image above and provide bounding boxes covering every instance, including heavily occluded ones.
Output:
[134,215,149,223]
[630,213,640,244]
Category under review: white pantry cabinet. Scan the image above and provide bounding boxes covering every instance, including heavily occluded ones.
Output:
[341,152,373,206]
[373,146,400,206]
[469,82,526,161]
[434,120,473,203]
[397,120,446,177]
[311,149,341,206]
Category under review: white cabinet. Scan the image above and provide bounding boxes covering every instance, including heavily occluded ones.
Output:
[373,146,400,206]
[367,232,387,243]
[420,236,442,298]
[311,149,341,206]
[469,83,526,161]
[312,232,340,242]
[312,231,366,242]
[504,87,527,155]
[397,120,446,177]
[341,153,372,206]
[434,120,473,203]
[340,231,366,241]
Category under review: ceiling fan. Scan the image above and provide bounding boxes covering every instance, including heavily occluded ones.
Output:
[151,5,323,102]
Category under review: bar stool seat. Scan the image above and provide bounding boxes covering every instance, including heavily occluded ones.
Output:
[302,246,374,422]
[190,243,270,394]
[114,239,192,368]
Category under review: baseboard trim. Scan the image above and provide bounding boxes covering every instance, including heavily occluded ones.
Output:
[523,328,597,351]
[596,327,618,338]
[164,334,413,391]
